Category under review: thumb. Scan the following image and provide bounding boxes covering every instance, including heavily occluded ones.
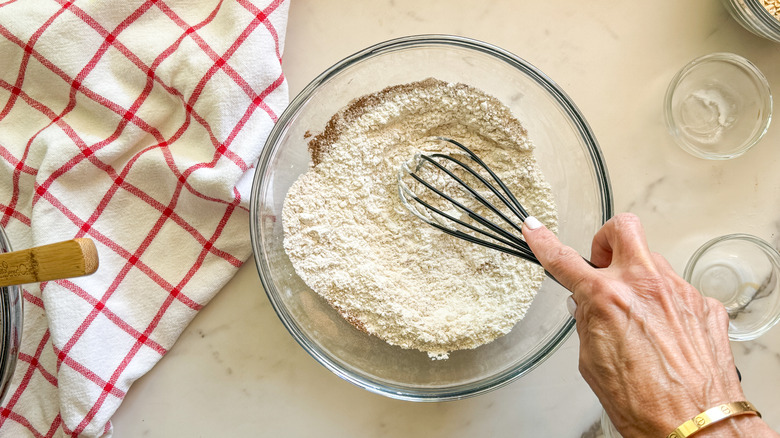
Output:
[522,216,594,293]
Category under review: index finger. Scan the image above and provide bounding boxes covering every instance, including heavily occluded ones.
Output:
[522,217,595,293]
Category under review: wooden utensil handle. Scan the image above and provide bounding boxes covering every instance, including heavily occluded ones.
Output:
[0,238,99,287]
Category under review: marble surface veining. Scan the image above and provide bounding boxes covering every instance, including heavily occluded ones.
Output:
[112,1,780,436]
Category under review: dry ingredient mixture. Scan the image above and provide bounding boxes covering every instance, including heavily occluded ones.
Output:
[282,78,557,360]
[762,0,780,20]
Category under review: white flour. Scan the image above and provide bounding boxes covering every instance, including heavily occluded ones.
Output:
[282,78,558,359]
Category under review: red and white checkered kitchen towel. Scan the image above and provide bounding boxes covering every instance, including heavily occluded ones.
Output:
[0,0,288,436]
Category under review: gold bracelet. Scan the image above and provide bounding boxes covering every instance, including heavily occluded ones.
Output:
[667,401,761,438]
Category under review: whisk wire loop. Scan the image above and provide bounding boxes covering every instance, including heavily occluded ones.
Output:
[408,156,527,248]
[421,153,526,237]
[397,136,541,266]
[434,137,531,221]
[399,181,536,258]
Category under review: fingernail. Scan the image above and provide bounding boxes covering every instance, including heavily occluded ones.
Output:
[566,295,577,318]
[524,216,543,230]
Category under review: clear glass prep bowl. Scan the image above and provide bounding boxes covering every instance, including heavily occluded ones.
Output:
[249,35,613,401]
[684,234,780,341]
[0,225,22,403]
[663,52,772,160]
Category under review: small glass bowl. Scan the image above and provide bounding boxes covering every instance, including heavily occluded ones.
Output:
[0,225,22,403]
[664,53,772,160]
[721,0,780,43]
[684,234,780,341]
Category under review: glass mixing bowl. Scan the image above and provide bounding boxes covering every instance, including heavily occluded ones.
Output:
[0,225,22,403]
[250,35,613,401]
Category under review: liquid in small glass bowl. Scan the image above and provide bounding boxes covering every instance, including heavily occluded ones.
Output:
[664,53,772,160]
[684,234,780,341]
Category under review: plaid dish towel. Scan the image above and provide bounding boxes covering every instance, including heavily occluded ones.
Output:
[0,0,288,436]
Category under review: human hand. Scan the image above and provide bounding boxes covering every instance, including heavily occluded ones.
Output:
[522,213,777,438]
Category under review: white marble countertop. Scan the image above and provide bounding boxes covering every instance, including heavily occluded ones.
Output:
[112,1,780,436]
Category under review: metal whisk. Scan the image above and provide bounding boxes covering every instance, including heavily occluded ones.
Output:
[397,136,542,265]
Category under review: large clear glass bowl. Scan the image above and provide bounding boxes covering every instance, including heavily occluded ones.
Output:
[249,35,613,401]
[0,225,22,403]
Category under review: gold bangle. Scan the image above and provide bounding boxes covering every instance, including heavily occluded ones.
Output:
[667,401,761,438]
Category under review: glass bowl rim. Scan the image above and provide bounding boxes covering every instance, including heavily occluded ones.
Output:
[739,0,780,32]
[249,34,613,401]
[720,0,780,43]
[663,52,773,160]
